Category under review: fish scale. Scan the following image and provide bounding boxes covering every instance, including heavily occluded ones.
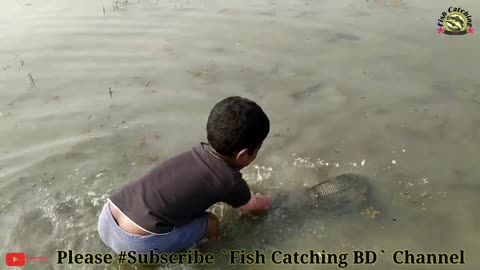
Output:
[316,181,345,196]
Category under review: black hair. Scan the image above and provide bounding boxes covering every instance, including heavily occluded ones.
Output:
[206,96,270,156]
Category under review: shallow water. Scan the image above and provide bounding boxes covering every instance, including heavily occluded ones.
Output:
[1,0,479,269]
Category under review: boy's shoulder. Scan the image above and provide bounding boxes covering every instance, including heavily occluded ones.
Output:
[152,142,243,186]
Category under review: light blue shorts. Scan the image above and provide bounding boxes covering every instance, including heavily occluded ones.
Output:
[97,202,208,254]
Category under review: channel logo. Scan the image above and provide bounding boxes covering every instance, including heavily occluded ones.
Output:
[5,253,26,267]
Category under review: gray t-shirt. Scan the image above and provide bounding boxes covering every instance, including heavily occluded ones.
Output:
[108,142,251,234]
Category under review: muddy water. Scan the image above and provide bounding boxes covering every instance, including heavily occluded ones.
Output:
[1,0,479,269]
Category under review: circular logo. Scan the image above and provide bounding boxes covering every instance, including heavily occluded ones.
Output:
[444,12,468,32]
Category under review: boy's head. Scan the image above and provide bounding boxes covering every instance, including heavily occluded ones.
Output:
[207,96,270,169]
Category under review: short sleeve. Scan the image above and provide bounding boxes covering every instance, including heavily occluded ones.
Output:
[222,178,251,208]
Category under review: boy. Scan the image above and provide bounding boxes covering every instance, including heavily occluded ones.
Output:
[97,96,272,254]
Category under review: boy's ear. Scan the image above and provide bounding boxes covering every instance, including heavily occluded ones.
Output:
[236,148,250,160]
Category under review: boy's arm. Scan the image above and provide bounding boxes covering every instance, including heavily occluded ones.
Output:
[239,191,271,215]
[222,177,271,214]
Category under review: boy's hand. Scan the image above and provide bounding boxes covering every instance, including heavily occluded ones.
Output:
[239,192,271,215]
[254,193,271,210]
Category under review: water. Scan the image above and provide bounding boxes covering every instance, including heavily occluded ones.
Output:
[1,0,479,269]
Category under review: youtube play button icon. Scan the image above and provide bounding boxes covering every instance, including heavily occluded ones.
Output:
[6,253,26,267]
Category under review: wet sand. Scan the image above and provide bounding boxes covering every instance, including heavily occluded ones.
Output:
[1,0,479,269]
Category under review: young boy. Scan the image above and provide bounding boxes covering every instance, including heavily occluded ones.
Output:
[97,96,272,254]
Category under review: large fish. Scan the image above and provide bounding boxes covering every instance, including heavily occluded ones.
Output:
[217,174,372,249]
[270,173,370,216]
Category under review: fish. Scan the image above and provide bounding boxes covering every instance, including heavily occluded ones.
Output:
[218,174,372,249]
[445,14,465,31]
[269,173,370,217]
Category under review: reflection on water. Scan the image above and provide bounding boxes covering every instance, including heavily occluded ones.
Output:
[1,0,479,269]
